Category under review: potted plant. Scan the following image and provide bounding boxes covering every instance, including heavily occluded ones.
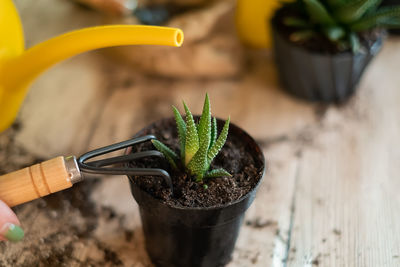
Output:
[271,0,400,102]
[126,94,265,267]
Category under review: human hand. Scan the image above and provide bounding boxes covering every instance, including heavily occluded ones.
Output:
[0,200,24,242]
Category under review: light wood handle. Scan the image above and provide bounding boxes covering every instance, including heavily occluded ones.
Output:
[0,157,73,207]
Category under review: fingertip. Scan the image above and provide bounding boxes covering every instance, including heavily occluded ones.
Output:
[0,199,23,242]
[0,199,20,226]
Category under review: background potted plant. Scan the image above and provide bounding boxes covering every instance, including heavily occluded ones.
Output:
[127,94,265,267]
[271,0,400,102]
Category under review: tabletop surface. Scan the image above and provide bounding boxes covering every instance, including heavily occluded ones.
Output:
[1,0,399,266]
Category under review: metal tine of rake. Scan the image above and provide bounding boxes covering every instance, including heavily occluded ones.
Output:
[77,135,173,191]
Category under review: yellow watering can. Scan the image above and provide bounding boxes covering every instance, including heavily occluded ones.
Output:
[235,0,293,48]
[0,0,184,133]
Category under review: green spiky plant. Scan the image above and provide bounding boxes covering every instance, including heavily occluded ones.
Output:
[281,0,400,52]
[151,94,231,182]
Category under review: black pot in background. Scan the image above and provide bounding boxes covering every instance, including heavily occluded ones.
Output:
[271,15,384,103]
[127,118,265,267]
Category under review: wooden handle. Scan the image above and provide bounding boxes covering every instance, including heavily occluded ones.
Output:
[0,157,73,207]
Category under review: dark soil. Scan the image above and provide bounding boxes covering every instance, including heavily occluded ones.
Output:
[272,6,384,54]
[128,118,264,208]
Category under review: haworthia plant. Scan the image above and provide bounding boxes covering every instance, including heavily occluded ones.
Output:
[282,0,400,52]
[151,94,231,182]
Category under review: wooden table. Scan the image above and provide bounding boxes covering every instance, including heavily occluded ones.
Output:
[1,1,399,266]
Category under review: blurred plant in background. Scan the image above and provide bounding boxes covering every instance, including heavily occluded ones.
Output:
[281,0,400,52]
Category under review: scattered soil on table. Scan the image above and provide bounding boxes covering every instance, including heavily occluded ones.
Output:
[129,118,264,208]
[246,218,278,229]
[272,6,383,54]
[333,229,342,236]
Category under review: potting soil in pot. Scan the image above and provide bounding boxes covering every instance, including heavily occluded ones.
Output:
[129,118,262,208]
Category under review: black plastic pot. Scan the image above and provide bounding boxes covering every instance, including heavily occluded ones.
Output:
[127,118,265,267]
[271,13,384,103]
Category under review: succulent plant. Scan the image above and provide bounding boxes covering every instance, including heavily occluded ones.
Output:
[281,0,400,52]
[151,94,231,182]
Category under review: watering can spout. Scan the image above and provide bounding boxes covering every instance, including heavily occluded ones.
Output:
[0,1,183,133]
[2,26,183,90]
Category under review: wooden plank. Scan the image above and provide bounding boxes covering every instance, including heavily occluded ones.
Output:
[228,145,300,266]
[3,0,311,264]
[87,63,311,266]
[287,39,400,267]
[12,0,400,266]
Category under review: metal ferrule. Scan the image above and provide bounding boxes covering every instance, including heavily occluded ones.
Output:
[64,156,83,184]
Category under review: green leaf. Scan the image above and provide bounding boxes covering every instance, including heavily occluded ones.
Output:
[334,0,381,23]
[197,93,211,150]
[210,117,217,149]
[304,0,336,25]
[172,105,186,162]
[151,140,178,169]
[323,26,346,41]
[205,168,231,179]
[187,136,209,181]
[207,117,230,166]
[351,6,400,31]
[381,17,400,28]
[183,101,199,165]
[283,17,310,28]
[349,32,361,53]
[187,95,211,182]
[326,0,348,9]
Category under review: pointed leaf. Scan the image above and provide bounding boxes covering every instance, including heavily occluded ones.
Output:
[210,117,217,149]
[351,6,400,31]
[304,0,335,25]
[205,168,232,179]
[183,101,199,165]
[187,95,212,181]
[304,0,336,25]
[197,93,211,149]
[381,17,400,28]
[207,117,230,165]
[335,0,381,23]
[187,137,209,181]
[151,140,178,169]
[172,105,186,162]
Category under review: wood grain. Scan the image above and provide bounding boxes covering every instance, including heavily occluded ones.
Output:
[1,0,399,266]
[286,40,400,267]
[0,157,72,207]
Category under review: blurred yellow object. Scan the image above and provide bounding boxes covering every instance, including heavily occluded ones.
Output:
[0,0,183,133]
[235,0,282,48]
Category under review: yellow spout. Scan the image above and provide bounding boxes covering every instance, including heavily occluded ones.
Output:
[0,0,183,132]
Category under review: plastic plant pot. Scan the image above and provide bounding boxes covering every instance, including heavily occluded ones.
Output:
[126,117,265,267]
[271,10,384,103]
